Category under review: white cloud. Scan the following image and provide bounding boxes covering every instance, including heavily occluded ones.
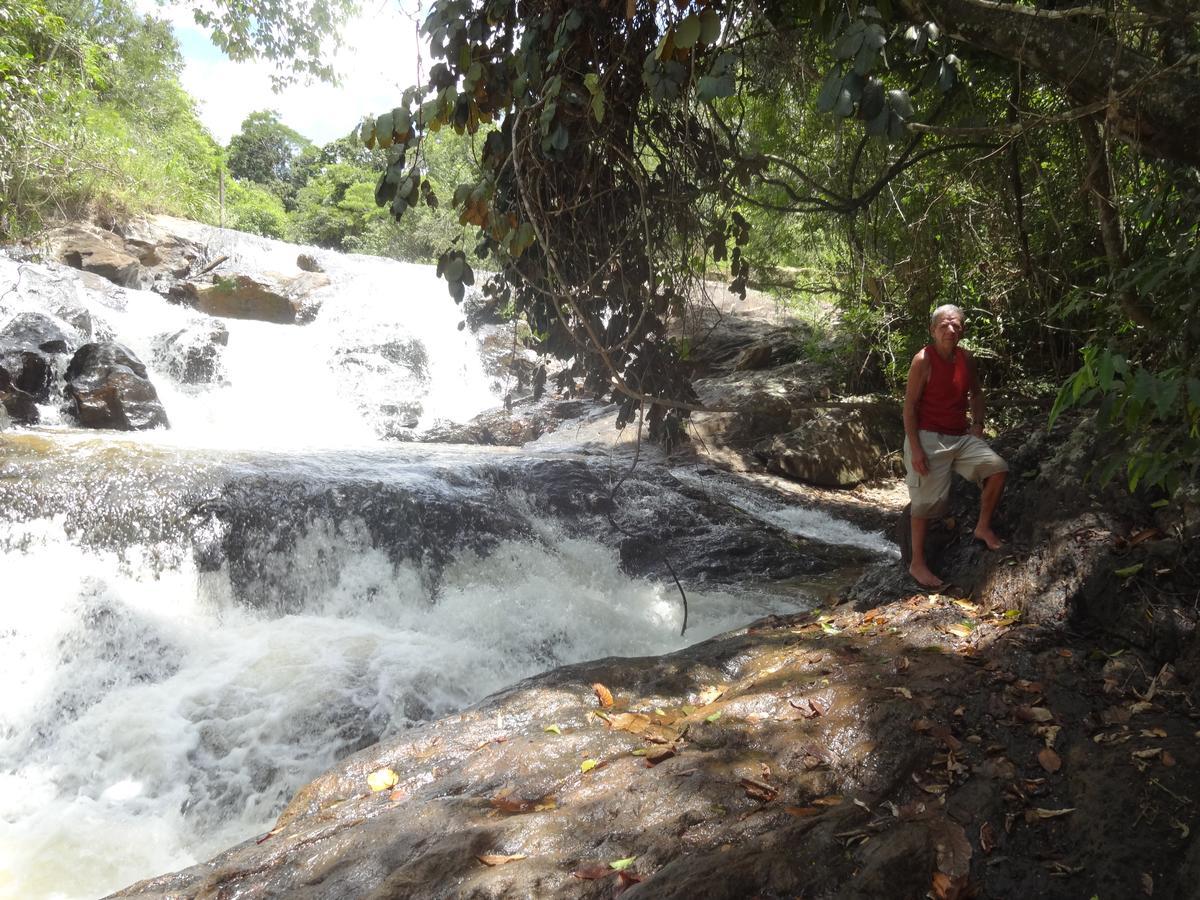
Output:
[148,1,425,145]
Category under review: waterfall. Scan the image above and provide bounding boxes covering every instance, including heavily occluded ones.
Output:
[0,223,887,898]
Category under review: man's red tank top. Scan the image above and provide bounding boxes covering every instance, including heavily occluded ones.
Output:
[918,345,969,434]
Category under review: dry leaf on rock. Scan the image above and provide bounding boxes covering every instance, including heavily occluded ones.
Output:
[476,854,527,866]
[979,821,996,855]
[930,816,972,877]
[366,767,399,792]
[785,806,823,817]
[644,746,676,765]
[1016,706,1054,723]
[789,696,826,718]
[891,687,913,699]
[592,683,614,708]
[696,685,724,705]
[572,864,614,880]
[1025,807,1075,822]
[740,777,778,802]
[1038,748,1063,773]
[1162,751,1177,766]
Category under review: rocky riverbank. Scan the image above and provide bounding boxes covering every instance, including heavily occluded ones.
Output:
[6,216,1197,898]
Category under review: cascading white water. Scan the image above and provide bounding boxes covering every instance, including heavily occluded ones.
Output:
[0,223,891,899]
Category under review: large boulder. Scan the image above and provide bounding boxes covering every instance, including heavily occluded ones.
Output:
[152,319,229,385]
[755,400,904,488]
[42,225,143,288]
[64,342,169,431]
[0,310,84,355]
[0,365,39,424]
[0,311,84,402]
[168,272,330,324]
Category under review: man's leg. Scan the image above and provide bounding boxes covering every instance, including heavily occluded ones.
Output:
[909,514,943,588]
[973,471,1006,549]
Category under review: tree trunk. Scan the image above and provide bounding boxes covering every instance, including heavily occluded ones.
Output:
[898,0,1200,167]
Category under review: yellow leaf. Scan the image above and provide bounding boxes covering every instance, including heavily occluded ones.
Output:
[543,724,562,735]
[581,759,599,773]
[609,856,637,871]
[367,767,399,792]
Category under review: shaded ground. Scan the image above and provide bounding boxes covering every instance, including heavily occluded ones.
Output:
[113,410,1200,899]
[111,587,1199,900]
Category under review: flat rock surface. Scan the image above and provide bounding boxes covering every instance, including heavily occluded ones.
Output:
[111,590,1200,900]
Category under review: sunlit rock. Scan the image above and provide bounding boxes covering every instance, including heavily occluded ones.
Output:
[64,342,169,430]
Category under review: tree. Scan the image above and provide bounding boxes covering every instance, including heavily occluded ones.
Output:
[226,109,312,206]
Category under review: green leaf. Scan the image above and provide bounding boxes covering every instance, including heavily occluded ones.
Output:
[583,72,600,94]
[375,112,394,148]
[833,88,854,118]
[591,93,605,122]
[675,15,702,49]
[887,89,914,119]
[705,711,722,722]
[1114,563,1143,578]
[834,21,867,60]
[445,257,465,281]
[699,8,721,45]
[543,724,562,735]
[609,857,637,871]
[580,758,599,773]
[816,68,843,113]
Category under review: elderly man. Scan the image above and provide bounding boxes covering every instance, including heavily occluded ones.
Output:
[903,304,1008,588]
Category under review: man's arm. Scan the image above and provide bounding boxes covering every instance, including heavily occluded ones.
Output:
[904,349,931,475]
[964,349,986,438]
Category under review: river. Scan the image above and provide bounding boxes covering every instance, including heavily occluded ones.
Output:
[0,223,892,898]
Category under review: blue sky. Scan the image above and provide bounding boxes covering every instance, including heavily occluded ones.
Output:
[138,0,422,146]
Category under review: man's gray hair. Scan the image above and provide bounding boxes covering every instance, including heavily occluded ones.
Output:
[930,304,965,327]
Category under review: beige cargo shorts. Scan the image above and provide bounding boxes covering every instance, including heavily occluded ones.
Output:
[904,430,1008,519]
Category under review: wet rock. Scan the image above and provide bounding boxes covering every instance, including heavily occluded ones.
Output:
[42,224,143,287]
[756,400,904,488]
[296,253,323,273]
[152,319,229,385]
[169,271,330,324]
[64,342,169,431]
[418,399,580,446]
[0,310,84,355]
[0,349,52,402]
[0,365,39,423]
[475,324,541,396]
[335,337,430,438]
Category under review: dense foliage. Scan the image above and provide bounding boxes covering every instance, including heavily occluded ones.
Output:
[0,0,224,234]
[343,0,1198,484]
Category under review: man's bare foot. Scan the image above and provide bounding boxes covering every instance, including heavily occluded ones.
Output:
[909,562,944,589]
[973,527,1004,550]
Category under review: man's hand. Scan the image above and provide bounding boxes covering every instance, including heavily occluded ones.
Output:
[910,444,930,476]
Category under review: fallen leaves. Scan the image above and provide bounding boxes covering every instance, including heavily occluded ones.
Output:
[366,767,399,792]
[580,758,599,774]
[740,776,778,803]
[1024,807,1075,822]
[1015,706,1054,723]
[929,817,972,899]
[1037,748,1063,773]
[476,853,526,866]
[789,696,826,718]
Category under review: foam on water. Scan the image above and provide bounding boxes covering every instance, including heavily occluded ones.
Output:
[0,515,808,899]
